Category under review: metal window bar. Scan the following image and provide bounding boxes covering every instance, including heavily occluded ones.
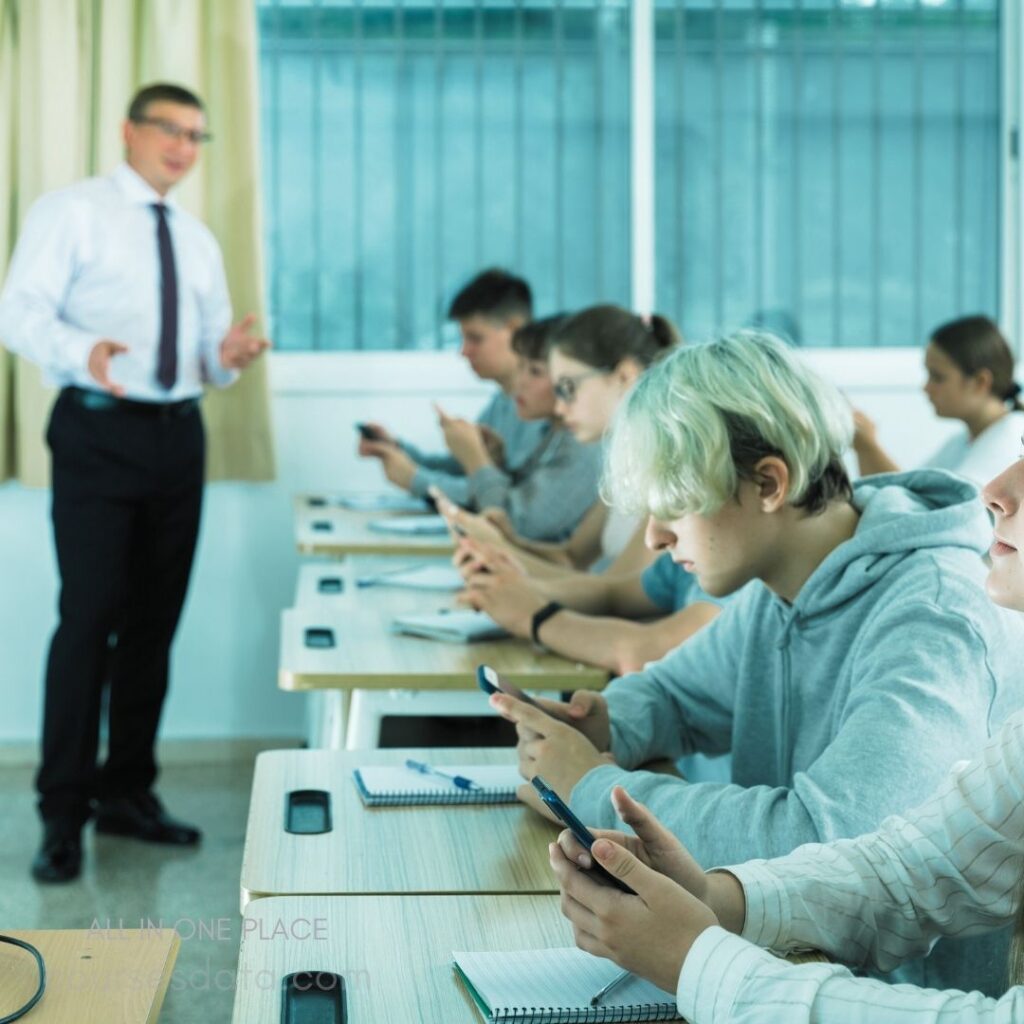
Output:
[673,0,686,325]
[831,0,842,348]
[311,0,323,350]
[913,0,924,346]
[871,0,882,346]
[713,0,724,328]
[353,0,365,349]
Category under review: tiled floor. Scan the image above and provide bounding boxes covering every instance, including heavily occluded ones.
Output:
[0,757,263,1023]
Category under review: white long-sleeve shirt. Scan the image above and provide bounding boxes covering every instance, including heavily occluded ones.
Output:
[677,710,1024,1023]
[0,162,235,401]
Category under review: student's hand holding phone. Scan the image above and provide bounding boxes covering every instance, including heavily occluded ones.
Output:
[356,421,395,457]
[435,492,506,548]
[458,558,547,638]
[489,691,613,820]
[434,403,491,472]
[453,538,525,583]
[365,443,417,490]
[549,822,720,995]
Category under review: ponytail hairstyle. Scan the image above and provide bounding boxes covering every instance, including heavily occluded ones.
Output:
[930,315,1023,412]
[511,313,569,362]
[604,329,853,520]
[550,304,679,372]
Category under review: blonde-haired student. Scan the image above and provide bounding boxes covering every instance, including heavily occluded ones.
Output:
[550,447,1024,1023]
[491,329,1024,995]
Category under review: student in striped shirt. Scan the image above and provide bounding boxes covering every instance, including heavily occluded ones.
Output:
[548,444,1024,1022]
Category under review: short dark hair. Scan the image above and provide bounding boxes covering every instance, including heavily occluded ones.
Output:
[447,268,532,323]
[128,83,205,123]
[511,313,569,361]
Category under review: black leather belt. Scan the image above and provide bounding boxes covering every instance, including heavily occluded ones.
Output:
[64,386,199,419]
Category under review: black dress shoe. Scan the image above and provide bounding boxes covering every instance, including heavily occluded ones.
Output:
[95,792,201,846]
[32,824,82,883]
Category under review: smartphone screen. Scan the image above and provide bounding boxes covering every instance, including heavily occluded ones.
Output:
[531,776,635,894]
[476,665,545,711]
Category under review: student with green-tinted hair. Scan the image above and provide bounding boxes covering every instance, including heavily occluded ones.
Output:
[490,329,1024,996]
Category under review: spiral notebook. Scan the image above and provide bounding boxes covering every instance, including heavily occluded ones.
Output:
[452,948,681,1023]
[334,493,428,513]
[356,564,464,592]
[352,765,521,806]
[366,514,449,536]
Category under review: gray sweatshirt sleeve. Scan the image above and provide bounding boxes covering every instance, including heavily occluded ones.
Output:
[571,596,1005,868]
[464,432,602,542]
[675,715,1024,1024]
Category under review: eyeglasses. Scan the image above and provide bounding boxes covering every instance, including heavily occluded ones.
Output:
[133,117,212,145]
[553,369,606,403]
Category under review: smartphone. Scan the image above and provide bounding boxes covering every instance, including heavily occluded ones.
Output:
[531,776,636,894]
[476,664,545,711]
[356,422,383,441]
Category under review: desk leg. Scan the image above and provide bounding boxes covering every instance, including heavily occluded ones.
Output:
[305,691,350,749]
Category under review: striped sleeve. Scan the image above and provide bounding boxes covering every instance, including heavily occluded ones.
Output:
[675,712,1024,1023]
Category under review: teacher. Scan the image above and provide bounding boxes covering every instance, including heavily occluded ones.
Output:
[0,83,268,882]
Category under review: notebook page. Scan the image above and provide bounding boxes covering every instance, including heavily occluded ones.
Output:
[335,493,428,512]
[453,948,679,1021]
[356,765,521,796]
[358,564,463,591]
[392,610,507,642]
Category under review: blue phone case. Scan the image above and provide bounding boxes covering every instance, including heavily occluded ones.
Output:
[531,776,636,894]
[476,665,544,710]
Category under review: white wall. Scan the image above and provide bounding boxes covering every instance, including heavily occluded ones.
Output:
[0,348,958,743]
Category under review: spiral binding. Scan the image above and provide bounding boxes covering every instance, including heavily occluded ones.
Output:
[352,771,518,807]
[363,788,517,807]
[490,1002,679,1022]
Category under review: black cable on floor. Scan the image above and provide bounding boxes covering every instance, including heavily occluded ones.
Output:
[0,935,45,1023]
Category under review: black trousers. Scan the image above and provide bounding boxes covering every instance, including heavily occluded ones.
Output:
[37,389,205,827]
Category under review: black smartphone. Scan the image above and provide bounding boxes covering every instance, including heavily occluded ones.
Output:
[304,627,336,649]
[281,971,346,1023]
[531,776,636,894]
[477,664,545,712]
[356,422,383,441]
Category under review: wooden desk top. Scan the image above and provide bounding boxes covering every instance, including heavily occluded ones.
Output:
[240,748,559,909]
[231,894,586,1024]
[294,495,455,557]
[292,557,455,615]
[278,606,609,691]
[0,928,179,1024]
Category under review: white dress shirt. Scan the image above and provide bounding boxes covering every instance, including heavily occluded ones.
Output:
[677,710,1024,1023]
[0,162,235,401]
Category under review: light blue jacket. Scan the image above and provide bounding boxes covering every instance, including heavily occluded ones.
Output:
[570,470,1024,995]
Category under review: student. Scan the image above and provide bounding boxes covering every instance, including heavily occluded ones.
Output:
[357,267,546,508]
[855,314,1024,487]
[429,314,604,542]
[448,305,720,676]
[490,329,1024,994]
[441,304,680,573]
[549,450,1024,1023]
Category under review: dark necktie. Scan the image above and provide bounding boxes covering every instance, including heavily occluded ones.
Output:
[152,203,178,390]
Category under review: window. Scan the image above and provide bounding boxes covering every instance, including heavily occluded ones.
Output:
[259,0,1003,351]
[259,0,632,351]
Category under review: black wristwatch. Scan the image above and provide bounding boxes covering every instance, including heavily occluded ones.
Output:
[530,600,565,646]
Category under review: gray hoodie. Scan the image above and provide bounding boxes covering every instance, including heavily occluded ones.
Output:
[570,470,1024,996]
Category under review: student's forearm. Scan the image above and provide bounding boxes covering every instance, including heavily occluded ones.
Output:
[677,927,1020,1024]
[536,604,718,676]
[534,611,648,673]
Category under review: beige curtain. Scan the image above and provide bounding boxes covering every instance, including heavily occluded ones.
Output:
[0,0,275,485]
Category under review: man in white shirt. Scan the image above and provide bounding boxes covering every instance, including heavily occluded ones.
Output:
[0,83,268,883]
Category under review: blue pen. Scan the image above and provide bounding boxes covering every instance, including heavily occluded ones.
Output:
[404,759,481,791]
